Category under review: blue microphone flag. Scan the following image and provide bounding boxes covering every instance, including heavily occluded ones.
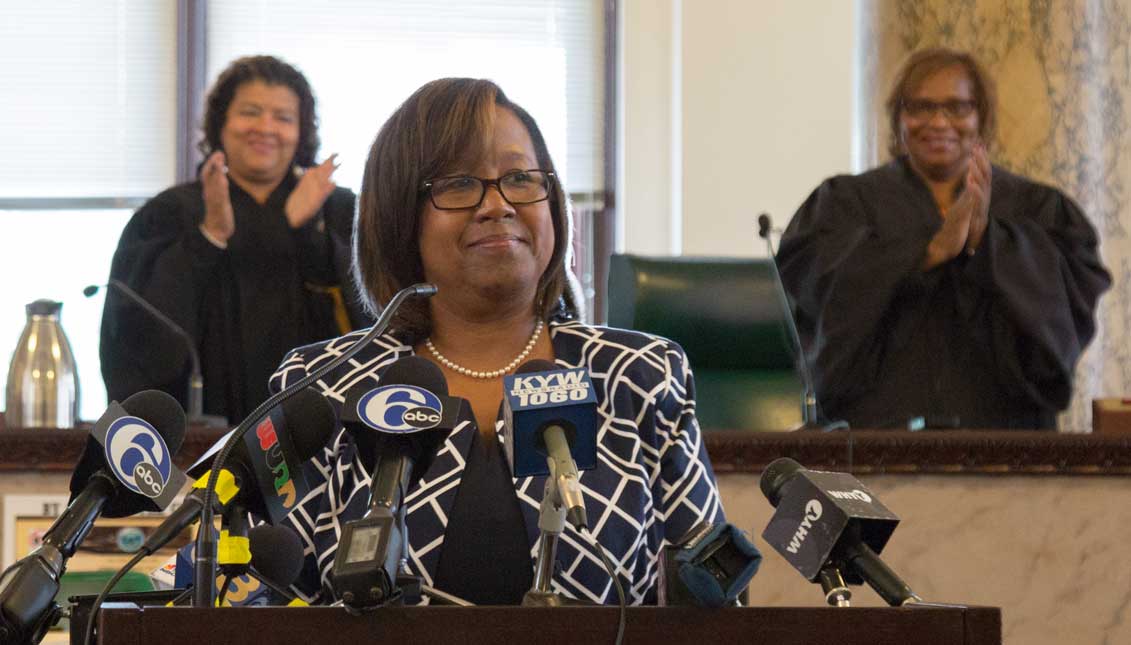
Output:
[91,401,185,511]
[502,367,598,478]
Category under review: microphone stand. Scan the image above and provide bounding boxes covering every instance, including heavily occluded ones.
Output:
[523,475,567,606]
[817,562,852,607]
[192,283,437,608]
[522,461,589,607]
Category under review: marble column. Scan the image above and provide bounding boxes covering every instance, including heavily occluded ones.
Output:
[858,0,1131,431]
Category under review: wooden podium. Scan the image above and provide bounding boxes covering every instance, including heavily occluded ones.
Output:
[97,605,1001,644]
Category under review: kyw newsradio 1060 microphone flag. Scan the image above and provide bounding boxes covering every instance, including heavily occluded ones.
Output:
[333,356,465,609]
[503,360,597,530]
[0,391,186,645]
[760,457,922,606]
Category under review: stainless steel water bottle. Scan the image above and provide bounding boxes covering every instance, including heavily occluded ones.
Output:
[5,299,80,428]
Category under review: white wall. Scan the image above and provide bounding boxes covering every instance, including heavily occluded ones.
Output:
[618,0,680,256]
[619,0,859,257]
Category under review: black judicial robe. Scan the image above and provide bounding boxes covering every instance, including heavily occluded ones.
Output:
[99,173,370,421]
[777,157,1111,429]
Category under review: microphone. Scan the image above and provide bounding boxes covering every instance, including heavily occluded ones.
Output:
[659,521,762,608]
[759,457,922,606]
[757,213,772,239]
[191,282,436,608]
[333,356,464,609]
[755,213,824,428]
[503,359,597,530]
[139,387,337,557]
[85,280,219,425]
[246,525,308,606]
[0,391,186,644]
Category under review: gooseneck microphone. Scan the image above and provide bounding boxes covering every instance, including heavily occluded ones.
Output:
[759,457,922,607]
[756,214,820,428]
[85,280,211,424]
[0,391,186,645]
[192,282,437,609]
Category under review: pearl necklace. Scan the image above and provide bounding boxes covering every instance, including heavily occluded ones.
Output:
[425,319,544,379]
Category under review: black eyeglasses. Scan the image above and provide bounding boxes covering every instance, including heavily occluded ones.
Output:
[902,99,977,120]
[421,169,555,210]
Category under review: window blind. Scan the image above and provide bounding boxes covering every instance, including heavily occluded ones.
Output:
[206,0,605,194]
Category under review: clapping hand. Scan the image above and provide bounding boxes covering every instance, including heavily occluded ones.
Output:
[201,151,235,244]
[285,154,340,229]
[920,143,992,270]
[962,143,992,252]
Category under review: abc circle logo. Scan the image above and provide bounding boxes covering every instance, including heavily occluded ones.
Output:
[358,385,444,433]
[104,417,173,498]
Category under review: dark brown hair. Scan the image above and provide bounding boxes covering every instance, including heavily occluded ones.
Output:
[353,78,571,340]
[885,47,997,157]
[198,55,320,170]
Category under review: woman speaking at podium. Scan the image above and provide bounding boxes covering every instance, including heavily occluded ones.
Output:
[268,78,724,605]
[100,55,369,422]
[777,47,1111,430]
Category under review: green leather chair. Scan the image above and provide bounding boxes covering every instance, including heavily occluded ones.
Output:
[607,254,804,431]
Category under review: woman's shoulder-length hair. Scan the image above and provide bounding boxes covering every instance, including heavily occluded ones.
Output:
[198,54,320,169]
[884,47,998,158]
[353,78,572,341]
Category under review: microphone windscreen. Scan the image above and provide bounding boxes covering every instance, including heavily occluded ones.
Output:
[121,389,188,454]
[757,213,772,239]
[282,387,338,460]
[82,284,100,298]
[248,524,305,587]
[759,457,804,507]
[515,358,557,374]
[380,355,449,395]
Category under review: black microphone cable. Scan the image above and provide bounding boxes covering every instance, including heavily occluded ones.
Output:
[81,548,148,645]
[579,527,625,645]
[192,282,437,608]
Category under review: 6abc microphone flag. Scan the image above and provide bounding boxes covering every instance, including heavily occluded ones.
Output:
[0,391,186,645]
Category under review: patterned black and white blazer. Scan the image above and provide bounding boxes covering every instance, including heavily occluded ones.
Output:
[268,319,725,605]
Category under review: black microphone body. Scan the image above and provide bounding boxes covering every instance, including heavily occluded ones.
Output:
[841,536,919,607]
[0,477,117,644]
[760,457,921,606]
[0,391,186,644]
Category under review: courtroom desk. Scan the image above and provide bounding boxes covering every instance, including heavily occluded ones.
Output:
[2,427,1127,645]
[98,605,1001,645]
[703,430,1131,645]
